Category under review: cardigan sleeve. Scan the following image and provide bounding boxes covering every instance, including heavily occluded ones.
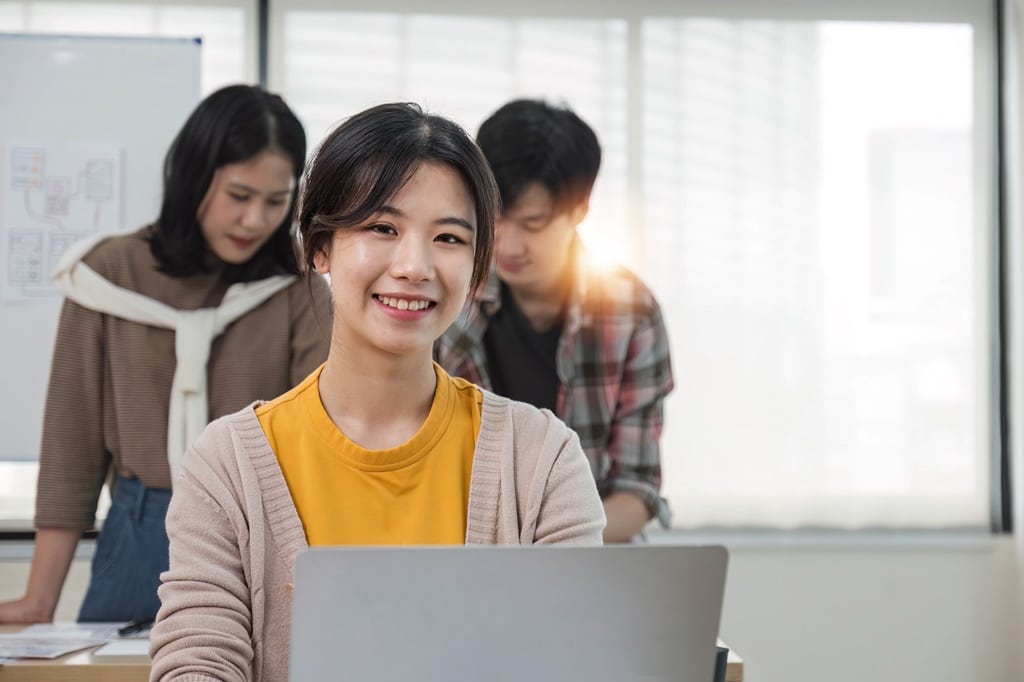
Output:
[149,442,255,682]
[531,424,606,546]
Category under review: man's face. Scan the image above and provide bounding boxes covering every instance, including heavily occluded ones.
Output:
[493,182,584,298]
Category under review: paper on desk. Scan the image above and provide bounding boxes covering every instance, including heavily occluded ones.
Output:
[0,634,108,659]
[93,638,151,658]
[19,622,126,640]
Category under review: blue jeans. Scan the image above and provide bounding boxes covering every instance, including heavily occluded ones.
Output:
[77,476,170,623]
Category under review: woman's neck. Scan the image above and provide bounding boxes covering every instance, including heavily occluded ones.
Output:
[317,343,437,451]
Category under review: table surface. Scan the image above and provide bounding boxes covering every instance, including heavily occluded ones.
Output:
[0,625,743,681]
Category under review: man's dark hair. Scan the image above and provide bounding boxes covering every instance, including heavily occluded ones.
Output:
[150,84,307,283]
[476,99,601,215]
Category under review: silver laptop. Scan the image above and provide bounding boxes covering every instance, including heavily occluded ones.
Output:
[290,545,728,682]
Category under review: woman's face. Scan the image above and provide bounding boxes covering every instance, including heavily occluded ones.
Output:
[197,150,295,264]
[313,161,476,359]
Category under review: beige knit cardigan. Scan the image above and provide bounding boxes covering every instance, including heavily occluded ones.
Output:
[149,392,606,682]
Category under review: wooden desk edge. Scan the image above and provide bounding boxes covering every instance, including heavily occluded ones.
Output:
[1,626,745,682]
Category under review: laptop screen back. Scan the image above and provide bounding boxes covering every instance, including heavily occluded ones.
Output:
[290,545,728,682]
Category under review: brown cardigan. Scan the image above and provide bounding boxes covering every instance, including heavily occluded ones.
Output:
[149,394,606,682]
[35,227,331,529]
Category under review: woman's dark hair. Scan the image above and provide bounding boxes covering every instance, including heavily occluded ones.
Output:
[298,102,498,294]
[150,84,307,282]
[476,98,601,216]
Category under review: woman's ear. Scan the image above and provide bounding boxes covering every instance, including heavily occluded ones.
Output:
[312,245,330,275]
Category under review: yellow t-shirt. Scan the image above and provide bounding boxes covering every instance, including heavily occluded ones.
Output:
[255,363,482,546]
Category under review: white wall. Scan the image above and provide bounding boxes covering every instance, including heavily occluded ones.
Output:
[1,537,1017,682]
[716,539,1016,682]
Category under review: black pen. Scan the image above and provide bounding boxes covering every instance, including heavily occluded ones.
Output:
[117,619,154,637]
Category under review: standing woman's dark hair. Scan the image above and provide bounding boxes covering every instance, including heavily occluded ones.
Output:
[151,84,307,282]
[298,102,499,294]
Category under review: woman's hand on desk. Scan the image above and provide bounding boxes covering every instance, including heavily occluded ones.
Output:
[0,595,53,624]
[0,527,81,624]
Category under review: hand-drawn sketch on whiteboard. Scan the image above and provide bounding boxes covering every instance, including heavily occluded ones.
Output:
[4,142,122,302]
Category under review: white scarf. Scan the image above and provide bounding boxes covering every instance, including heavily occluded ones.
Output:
[52,233,295,482]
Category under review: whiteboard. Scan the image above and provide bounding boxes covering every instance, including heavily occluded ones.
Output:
[0,34,201,460]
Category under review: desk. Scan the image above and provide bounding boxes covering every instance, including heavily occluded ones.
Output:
[0,625,148,681]
[0,626,743,681]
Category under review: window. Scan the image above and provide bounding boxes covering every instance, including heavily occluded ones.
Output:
[0,0,997,531]
[644,19,988,527]
[272,0,994,529]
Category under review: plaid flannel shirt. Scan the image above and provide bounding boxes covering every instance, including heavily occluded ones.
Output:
[435,243,674,525]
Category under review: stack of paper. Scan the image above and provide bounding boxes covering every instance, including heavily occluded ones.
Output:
[0,622,137,660]
[0,634,107,660]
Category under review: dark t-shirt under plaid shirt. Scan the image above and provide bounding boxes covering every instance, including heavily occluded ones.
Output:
[482,282,563,413]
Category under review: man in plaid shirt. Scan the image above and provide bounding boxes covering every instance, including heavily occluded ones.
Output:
[435,99,675,542]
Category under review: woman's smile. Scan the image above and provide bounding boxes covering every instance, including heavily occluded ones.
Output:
[373,294,437,315]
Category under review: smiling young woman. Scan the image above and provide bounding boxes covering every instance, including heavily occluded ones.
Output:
[149,102,606,681]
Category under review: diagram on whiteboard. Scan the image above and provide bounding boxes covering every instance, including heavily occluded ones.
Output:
[3,142,122,303]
